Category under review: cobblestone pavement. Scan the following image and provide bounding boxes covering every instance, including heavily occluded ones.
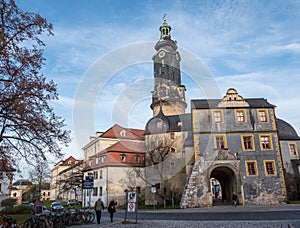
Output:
[71,204,300,228]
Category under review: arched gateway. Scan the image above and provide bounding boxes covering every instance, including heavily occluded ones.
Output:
[180,150,242,208]
[209,164,242,206]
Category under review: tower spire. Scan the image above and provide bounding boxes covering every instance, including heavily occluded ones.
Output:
[159,14,171,41]
[151,18,187,116]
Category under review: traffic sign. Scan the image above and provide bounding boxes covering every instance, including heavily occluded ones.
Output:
[127,191,137,203]
[127,202,136,212]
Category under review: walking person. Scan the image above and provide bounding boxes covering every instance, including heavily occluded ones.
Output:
[108,200,116,222]
[94,197,104,224]
[232,192,238,207]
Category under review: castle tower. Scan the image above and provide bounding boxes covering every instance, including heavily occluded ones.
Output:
[151,16,187,116]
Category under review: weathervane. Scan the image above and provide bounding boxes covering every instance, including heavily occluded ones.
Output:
[163,14,167,22]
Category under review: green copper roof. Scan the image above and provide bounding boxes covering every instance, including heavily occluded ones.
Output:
[159,16,171,40]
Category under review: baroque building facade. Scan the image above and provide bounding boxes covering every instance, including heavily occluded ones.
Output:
[145,19,299,207]
[82,124,145,207]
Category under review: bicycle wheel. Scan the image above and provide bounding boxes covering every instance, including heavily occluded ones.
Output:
[73,214,83,225]
[22,220,34,228]
[38,219,49,228]
[86,212,95,223]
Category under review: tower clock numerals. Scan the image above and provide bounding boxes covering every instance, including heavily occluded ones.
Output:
[158,50,165,58]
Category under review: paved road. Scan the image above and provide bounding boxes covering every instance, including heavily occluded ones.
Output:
[71,204,300,228]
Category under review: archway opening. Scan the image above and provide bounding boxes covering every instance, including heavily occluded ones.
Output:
[210,166,236,206]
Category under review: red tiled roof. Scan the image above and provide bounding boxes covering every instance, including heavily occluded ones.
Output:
[100,124,144,140]
[61,156,82,166]
[91,141,145,158]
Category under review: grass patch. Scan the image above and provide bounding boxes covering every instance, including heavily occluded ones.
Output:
[289,200,300,204]
[3,214,31,225]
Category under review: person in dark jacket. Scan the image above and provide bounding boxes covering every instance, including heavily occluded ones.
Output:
[108,200,116,222]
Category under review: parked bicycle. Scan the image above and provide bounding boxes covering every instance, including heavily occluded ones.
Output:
[0,215,17,228]
[78,208,95,224]
[22,213,50,228]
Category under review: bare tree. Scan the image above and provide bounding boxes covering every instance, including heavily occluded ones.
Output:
[0,0,70,166]
[130,135,175,207]
[28,160,50,198]
[55,162,83,200]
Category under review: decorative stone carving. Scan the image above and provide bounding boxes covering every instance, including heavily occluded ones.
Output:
[215,149,239,161]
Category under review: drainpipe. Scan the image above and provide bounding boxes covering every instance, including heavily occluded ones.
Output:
[106,166,108,206]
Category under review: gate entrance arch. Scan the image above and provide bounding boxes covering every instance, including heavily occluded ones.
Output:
[210,166,240,206]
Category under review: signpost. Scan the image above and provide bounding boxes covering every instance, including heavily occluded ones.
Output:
[82,174,94,207]
[124,190,138,223]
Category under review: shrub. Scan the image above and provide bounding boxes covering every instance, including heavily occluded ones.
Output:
[1,198,17,208]
[1,204,32,214]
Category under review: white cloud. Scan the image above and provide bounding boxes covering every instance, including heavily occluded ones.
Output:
[21,0,300,160]
[259,42,300,55]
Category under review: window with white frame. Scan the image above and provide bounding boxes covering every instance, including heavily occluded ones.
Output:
[213,110,222,123]
[236,110,246,122]
[258,110,268,122]
[260,135,272,150]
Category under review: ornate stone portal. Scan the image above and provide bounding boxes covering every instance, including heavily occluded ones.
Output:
[181,150,241,208]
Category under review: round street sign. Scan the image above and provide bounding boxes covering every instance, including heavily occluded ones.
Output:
[127,202,135,212]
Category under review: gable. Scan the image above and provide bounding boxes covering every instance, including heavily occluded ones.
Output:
[100,124,144,140]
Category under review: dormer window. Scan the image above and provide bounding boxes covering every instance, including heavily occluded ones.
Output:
[120,130,126,137]
[120,154,126,163]
[135,155,140,163]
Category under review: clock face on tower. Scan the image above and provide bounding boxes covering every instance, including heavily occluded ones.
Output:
[158,50,165,58]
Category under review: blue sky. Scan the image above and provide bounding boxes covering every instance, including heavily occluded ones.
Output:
[15,0,300,165]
